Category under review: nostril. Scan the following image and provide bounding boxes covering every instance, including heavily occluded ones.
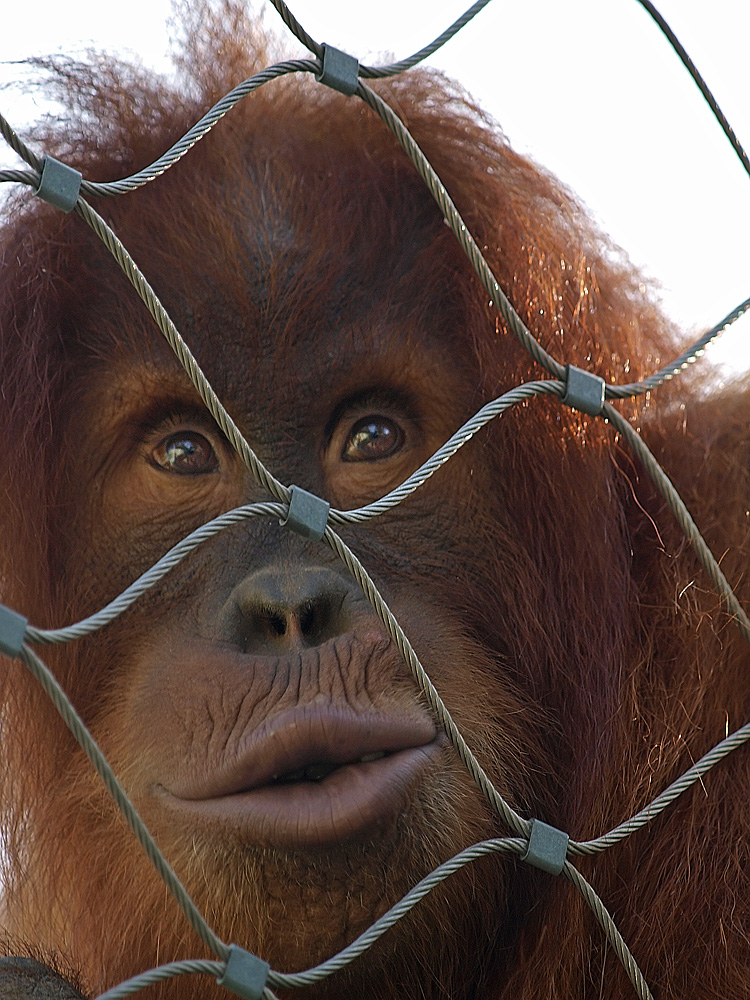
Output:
[255,609,288,639]
[227,566,354,653]
[298,600,316,638]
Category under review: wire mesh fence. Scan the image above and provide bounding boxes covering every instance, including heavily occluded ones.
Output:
[0,1,749,998]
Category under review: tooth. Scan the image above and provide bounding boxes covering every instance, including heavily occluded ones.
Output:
[304,763,335,781]
[275,768,305,783]
[272,755,386,785]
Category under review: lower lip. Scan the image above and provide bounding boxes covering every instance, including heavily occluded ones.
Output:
[160,745,439,848]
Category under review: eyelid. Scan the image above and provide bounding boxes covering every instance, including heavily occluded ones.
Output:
[134,406,236,465]
[135,404,232,476]
[137,405,216,439]
[324,387,419,447]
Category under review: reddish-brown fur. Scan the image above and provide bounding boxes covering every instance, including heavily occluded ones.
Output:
[1,4,749,997]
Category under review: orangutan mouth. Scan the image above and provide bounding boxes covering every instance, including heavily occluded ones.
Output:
[160,708,440,847]
[270,752,387,784]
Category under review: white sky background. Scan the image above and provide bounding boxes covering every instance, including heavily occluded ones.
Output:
[1,0,748,376]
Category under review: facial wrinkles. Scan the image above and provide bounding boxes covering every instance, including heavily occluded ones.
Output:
[129,632,404,771]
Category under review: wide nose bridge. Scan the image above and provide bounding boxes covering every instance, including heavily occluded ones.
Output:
[229,565,353,653]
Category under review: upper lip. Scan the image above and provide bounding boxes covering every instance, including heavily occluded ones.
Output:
[175,705,438,800]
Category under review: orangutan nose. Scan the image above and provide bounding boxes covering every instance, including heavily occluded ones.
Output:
[230,566,352,653]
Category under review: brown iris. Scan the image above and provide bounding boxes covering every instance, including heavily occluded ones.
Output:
[342,416,403,462]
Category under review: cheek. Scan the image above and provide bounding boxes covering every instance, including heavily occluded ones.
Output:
[104,459,244,526]
[336,453,497,588]
[387,592,518,723]
[63,468,244,614]
[324,454,421,509]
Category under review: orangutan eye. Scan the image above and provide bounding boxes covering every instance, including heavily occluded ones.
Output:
[153,432,218,475]
[342,416,404,462]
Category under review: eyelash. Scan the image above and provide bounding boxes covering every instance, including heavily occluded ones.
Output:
[138,408,197,439]
[325,389,417,445]
[136,408,225,473]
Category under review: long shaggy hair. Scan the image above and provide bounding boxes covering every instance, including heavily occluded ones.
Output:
[1,3,749,998]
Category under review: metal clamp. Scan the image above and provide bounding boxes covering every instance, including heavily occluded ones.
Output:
[217,945,270,1000]
[561,364,606,416]
[521,819,569,875]
[34,156,82,213]
[280,485,330,541]
[0,604,28,659]
[315,43,360,96]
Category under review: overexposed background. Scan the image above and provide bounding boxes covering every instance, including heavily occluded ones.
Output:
[1,0,748,373]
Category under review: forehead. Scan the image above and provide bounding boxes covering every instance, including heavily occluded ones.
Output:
[104,182,467,399]
[100,302,467,432]
[73,238,474,452]
[65,108,482,441]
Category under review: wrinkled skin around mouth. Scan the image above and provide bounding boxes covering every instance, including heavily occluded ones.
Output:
[77,582,530,995]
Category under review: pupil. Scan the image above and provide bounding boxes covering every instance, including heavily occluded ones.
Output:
[345,417,401,461]
[168,440,194,463]
[354,423,391,453]
[163,434,211,473]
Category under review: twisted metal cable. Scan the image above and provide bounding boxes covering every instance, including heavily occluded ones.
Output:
[351,80,750,398]
[321,522,530,837]
[606,295,750,400]
[604,403,750,644]
[74,196,289,504]
[361,0,493,79]
[635,0,750,180]
[0,109,42,170]
[330,380,561,524]
[269,838,526,989]
[18,644,229,963]
[267,0,493,79]
[26,503,285,644]
[562,862,652,1000]
[80,61,317,198]
[265,0,322,58]
[573,719,750,854]
[0,167,39,186]
[95,961,224,1000]
[355,79,566,380]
